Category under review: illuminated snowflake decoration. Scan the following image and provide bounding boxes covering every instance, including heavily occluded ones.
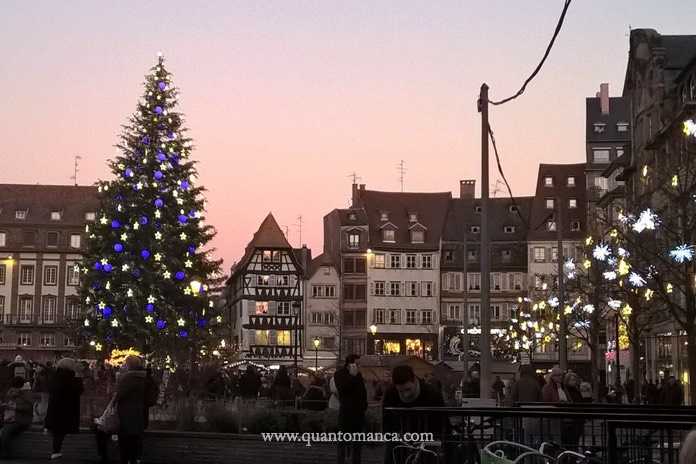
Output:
[607,257,618,266]
[617,247,628,257]
[547,297,560,308]
[608,300,622,310]
[670,244,695,263]
[629,272,647,287]
[603,271,617,281]
[684,119,696,137]
[593,243,611,261]
[564,259,575,272]
[583,304,595,314]
[632,209,658,233]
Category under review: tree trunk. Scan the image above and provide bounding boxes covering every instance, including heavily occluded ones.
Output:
[687,327,696,406]
[629,312,641,403]
[590,318,601,401]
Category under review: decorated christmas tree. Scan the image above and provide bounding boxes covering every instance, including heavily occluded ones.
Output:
[78,54,223,362]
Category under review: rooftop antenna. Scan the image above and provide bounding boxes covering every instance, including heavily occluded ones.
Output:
[492,178,505,197]
[70,155,82,186]
[397,160,406,192]
[348,172,361,185]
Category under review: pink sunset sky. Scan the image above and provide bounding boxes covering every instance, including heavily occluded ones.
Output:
[1,1,694,272]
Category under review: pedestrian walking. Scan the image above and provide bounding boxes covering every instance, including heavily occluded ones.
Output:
[0,377,34,458]
[45,358,83,460]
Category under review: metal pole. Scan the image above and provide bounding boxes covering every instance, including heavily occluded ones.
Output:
[315,347,318,371]
[557,198,568,371]
[615,313,621,385]
[478,83,492,400]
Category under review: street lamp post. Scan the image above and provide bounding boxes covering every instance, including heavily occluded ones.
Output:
[313,337,320,371]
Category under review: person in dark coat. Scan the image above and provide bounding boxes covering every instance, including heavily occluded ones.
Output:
[45,358,83,460]
[303,377,327,411]
[334,354,367,464]
[0,376,34,458]
[660,376,684,406]
[238,365,261,399]
[271,366,293,405]
[510,365,543,404]
[382,365,445,464]
[115,356,147,464]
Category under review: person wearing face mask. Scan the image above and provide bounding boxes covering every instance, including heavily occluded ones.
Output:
[333,354,367,464]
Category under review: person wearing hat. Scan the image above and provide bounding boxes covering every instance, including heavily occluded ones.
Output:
[44,358,84,460]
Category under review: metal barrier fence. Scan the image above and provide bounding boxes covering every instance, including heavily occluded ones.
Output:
[384,406,696,464]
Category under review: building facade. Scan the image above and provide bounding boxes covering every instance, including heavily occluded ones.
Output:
[440,180,531,366]
[323,205,369,357]
[225,214,310,365]
[352,185,450,361]
[0,184,98,362]
[304,253,340,369]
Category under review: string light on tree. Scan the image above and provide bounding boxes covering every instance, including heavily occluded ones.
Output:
[670,244,695,263]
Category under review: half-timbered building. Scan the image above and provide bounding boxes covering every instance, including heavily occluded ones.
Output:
[225,213,310,364]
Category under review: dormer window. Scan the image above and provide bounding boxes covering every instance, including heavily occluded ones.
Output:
[544,177,553,187]
[593,123,606,133]
[571,221,581,232]
[380,212,389,222]
[567,177,576,187]
[470,226,480,234]
[547,221,557,232]
[348,232,360,249]
[503,226,515,234]
[382,229,395,243]
[348,213,357,221]
[85,212,96,221]
[617,122,629,132]
[410,230,424,244]
[508,205,518,213]
[15,210,27,220]
[474,205,482,213]
[50,211,62,221]
[408,213,418,223]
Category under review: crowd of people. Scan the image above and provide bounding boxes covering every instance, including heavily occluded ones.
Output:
[0,355,158,463]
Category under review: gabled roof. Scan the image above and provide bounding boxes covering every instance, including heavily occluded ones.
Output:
[0,184,99,226]
[443,196,533,242]
[246,213,291,250]
[356,190,451,250]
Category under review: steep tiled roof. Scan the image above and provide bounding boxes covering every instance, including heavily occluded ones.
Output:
[335,208,368,226]
[443,197,533,243]
[662,35,696,70]
[585,97,630,143]
[247,213,291,250]
[527,164,587,242]
[356,190,451,250]
[0,184,99,226]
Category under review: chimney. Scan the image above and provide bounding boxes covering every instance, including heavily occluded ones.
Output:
[351,184,366,207]
[600,83,610,115]
[460,180,476,199]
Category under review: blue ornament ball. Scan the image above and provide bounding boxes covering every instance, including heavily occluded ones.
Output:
[146,304,155,313]
[197,319,207,328]
[168,131,175,140]
[154,198,164,208]
[111,220,121,229]
[156,151,167,162]
[175,271,185,281]
[102,306,113,318]
[154,171,164,180]
[154,106,163,115]
[158,81,166,91]
[187,245,196,254]
[94,262,102,270]
[170,156,179,166]
[156,320,166,330]
[139,216,149,225]
[178,215,188,224]
[180,180,190,190]
[124,168,134,178]
[140,249,151,260]
[103,264,113,273]
[179,330,188,338]
[141,135,150,145]
[114,243,124,253]
[132,269,141,278]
